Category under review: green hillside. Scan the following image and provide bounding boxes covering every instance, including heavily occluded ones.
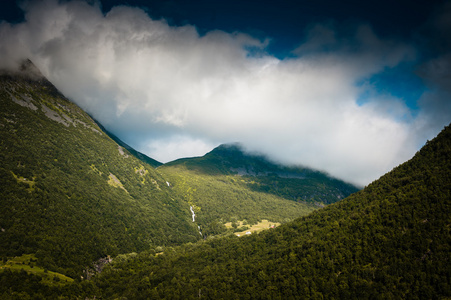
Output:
[0,61,199,278]
[164,143,358,204]
[159,143,358,236]
[92,124,451,299]
[159,163,317,237]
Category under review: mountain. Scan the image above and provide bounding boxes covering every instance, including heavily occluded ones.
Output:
[158,143,359,236]
[90,124,451,299]
[165,143,359,203]
[0,60,200,278]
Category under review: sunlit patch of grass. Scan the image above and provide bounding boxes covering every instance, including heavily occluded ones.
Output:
[11,171,35,192]
[0,254,74,286]
[227,219,281,236]
[108,172,128,193]
[134,165,149,184]
[90,164,102,176]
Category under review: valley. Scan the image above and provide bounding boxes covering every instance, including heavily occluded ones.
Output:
[0,61,449,299]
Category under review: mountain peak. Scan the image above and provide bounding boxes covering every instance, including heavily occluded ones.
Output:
[0,58,45,81]
[213,142,244,151]
[163,141,359,204]
[18,59,44,80]
[208,142,249,158]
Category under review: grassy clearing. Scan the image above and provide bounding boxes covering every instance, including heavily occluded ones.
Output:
[90,164,102,176]
[108,172,128,193]
[134,165,149,184]
[225,219,281,236]
[0,254,74,286]
[11,171,35,192]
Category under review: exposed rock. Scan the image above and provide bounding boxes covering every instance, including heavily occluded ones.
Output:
[41,104,70,127]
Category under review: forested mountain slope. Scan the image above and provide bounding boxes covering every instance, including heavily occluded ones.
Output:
[159,143,359,236]
[94,124,451,299]
[0,60,199,277]
[163,143,358,204]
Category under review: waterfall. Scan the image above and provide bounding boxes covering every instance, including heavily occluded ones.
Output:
[190,206,195,222]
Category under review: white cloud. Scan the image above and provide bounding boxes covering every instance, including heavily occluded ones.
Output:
[144,136,216,163]
[0,0,449,186]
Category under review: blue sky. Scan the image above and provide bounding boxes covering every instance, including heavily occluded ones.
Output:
[1,0,450,186]
[97,0,441,55]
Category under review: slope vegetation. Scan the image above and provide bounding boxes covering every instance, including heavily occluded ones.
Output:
[164,143,358,204]
[159,143,358,236]
[94,124,451,299]
[0,61,199,277]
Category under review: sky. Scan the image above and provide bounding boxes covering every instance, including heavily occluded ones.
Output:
[0,0,450,186]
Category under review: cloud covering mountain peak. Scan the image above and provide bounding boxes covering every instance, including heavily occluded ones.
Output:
[1,0,450,186]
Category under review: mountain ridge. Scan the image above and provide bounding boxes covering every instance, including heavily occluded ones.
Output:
[93,119,163,168]
[162,142,359,204]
